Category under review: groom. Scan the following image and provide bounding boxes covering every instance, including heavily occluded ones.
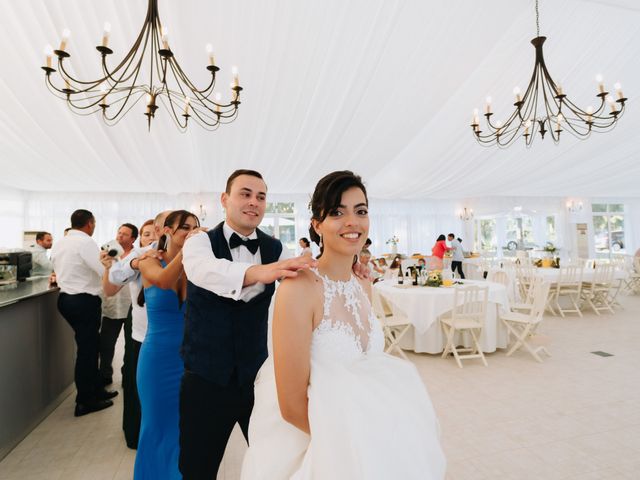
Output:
[179,169,316,478]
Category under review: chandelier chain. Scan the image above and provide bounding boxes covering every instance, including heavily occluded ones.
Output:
[535,0,540,37]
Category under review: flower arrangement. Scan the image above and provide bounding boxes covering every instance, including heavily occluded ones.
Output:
[543,242,557,254]
[385,235,399,246]
[425,270,443,287]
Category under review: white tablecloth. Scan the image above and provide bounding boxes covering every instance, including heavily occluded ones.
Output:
[532,267,627,283]
[374,279,510,354]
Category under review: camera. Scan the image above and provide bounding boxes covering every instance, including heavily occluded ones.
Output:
[101,240,124,258]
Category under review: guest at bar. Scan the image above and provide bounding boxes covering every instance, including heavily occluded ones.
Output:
[28,231,54,276]
[51,209,118,417]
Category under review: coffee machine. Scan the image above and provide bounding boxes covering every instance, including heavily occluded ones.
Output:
[0,251,32,282]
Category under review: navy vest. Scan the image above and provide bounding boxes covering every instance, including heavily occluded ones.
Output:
[181,222,282,386]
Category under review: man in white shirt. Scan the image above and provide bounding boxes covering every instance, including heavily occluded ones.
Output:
[179,170,317,478]
[51,209,118,417]
[448,233,465,279]
[98,223,137,386]
[28,231,54,276]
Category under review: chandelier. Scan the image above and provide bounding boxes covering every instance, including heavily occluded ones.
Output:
[470,0,626,147]
[41,0,242,131]
[458,207,474,221]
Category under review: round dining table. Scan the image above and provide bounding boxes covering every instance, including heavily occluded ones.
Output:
[374,279,510,354]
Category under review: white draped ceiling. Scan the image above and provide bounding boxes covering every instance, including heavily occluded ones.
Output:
[0,0,639,198]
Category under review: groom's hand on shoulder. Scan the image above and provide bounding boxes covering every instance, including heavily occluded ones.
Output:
[244,255,318,286]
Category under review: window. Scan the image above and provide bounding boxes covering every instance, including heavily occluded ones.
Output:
[504,215,535,251]
[546,216,556,243]
[592,203,625,258]
[260,202,297,251]
[475,219,496,253]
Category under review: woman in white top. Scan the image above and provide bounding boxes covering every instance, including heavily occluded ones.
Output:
[241,171,445,479]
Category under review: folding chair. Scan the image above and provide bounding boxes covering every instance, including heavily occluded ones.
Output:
[371,290,412,360]
[440,285,489,368]
[548,266,583,317]
[581,264,615,315]
[622,256,640,295]
[500,281,552,362]
[510,275,544,314]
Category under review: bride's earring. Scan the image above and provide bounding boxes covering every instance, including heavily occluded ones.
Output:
[319,234,323,249]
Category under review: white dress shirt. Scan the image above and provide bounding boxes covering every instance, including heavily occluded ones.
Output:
[108,245,154,342]
[51,230,103,296]
[28,243,53,276]
[182,222,292,303]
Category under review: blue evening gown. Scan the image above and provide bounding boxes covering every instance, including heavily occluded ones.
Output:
[134,276,185,480]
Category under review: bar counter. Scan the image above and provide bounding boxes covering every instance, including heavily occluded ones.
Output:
[0,278,75,460]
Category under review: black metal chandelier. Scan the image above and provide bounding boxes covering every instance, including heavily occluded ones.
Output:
[41,0,242,131]
[471,0,626,147]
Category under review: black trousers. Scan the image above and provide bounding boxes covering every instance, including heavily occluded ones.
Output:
[122,311,141,449]
[99,315,126,380]
[179,370,254,479]
[57,293,102,404]
[451,260,465,279]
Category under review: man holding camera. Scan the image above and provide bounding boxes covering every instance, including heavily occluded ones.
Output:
[98,224,137,386]
[51,209,119,416]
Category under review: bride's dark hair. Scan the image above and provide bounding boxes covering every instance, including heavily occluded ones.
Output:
[309,171,368,258]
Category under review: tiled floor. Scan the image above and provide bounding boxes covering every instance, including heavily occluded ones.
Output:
[1,293,639,479]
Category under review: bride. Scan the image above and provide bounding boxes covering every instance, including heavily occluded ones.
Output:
[241,171,446,479]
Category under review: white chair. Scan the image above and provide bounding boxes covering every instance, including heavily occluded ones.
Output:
[581,264,615,315]
[510,275,544,314]
[371,290,411,360]
[487,269,509,287]
[515,264,536,302]
[500,281,552,363]
[548,266,583,317]
[440,285,489,368]
[622,256,640,295]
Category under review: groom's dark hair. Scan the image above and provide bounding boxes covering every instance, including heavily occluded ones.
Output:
[225,169,265,193]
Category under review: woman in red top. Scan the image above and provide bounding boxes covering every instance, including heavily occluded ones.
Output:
[431,234,451,259]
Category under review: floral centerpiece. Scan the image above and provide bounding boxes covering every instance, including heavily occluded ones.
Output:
[425,270,443,287]
[386,235,400,254]
[543,242,557,254]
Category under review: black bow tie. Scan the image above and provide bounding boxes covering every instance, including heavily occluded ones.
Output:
[229,232,260,254]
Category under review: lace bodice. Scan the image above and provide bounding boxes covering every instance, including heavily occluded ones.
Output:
[311,269,385,362]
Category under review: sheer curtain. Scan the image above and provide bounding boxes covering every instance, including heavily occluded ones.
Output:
[0,187,25,249]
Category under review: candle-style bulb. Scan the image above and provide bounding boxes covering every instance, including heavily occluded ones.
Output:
[231,66,239,87]
[44,44,53,68]
[102,22,111,47]
[595,74,605,94]
[161,27,169,49]
[60,28,71,51]
[205,43,215,65]
[485,96,492,114]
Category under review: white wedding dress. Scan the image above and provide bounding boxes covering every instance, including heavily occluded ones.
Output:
[241,270,446,480]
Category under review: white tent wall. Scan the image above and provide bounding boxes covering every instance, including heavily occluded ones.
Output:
[0,187,25,249]
[2,191,638,258]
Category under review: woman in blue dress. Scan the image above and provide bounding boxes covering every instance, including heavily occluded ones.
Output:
[134,210,200,479]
